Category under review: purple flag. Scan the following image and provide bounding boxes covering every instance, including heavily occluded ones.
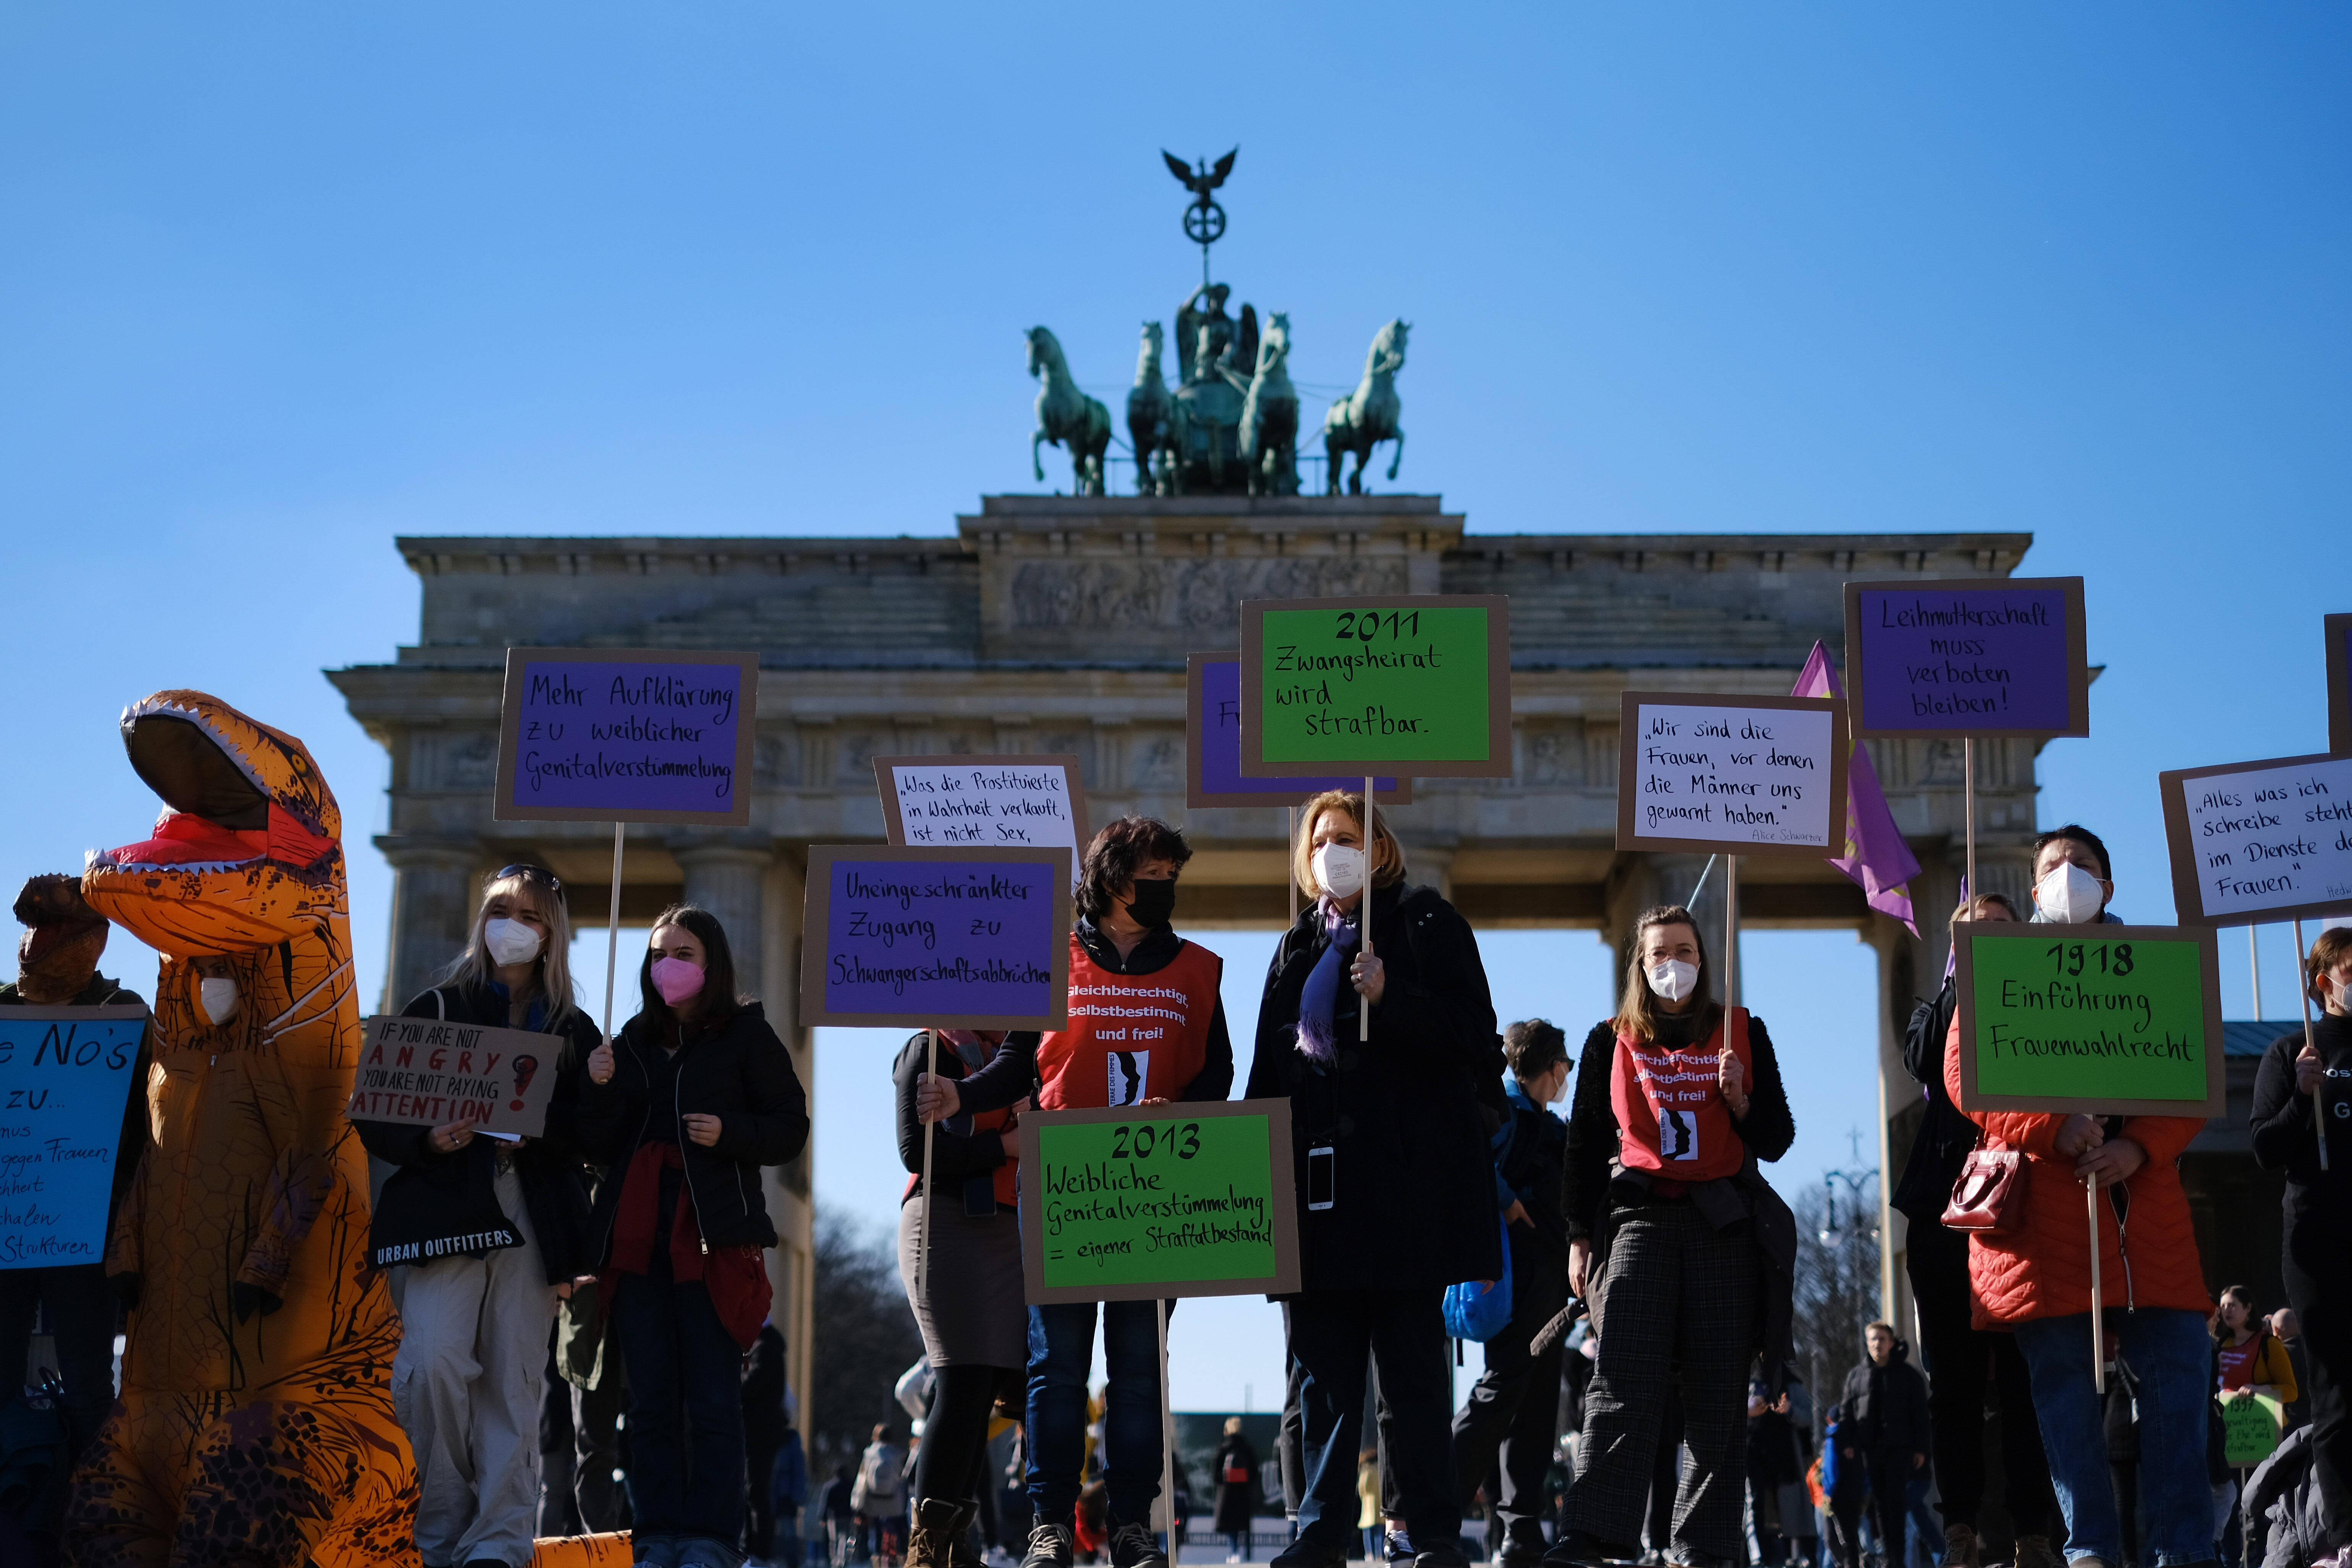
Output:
[1794,641,1922,935]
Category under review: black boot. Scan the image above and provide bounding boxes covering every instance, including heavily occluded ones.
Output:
[910,1498,968,1568]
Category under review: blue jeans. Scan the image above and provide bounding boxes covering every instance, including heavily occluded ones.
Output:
[2015,1308,2214,1567]
[613,1262,748,1544]
[1025,1299,1170,1528]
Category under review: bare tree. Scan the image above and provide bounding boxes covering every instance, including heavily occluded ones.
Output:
[1790,1179,1881,1419]
[811,1204,927,1479]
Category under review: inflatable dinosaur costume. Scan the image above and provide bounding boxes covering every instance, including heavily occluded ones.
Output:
[71,692,421,1567]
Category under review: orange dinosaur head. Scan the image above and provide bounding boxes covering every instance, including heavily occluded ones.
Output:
[84,691,347,959]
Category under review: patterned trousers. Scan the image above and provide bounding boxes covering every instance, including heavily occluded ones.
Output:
[1562,1200,1756,1562]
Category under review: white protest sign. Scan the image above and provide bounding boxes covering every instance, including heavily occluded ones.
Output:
[1614,693,1849,858]
[2161,751,2352,927]
[874,754,1089,859]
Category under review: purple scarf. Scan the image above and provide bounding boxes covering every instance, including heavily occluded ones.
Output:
[1293,899,1360,1065]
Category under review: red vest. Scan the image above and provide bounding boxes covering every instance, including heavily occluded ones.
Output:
[1037,936,1223,1110]
[1610,1007,1753,1183]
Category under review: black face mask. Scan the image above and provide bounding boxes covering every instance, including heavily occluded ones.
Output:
[1123,877,1177,929]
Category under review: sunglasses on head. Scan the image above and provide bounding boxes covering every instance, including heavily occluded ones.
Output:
[495,864,563,893]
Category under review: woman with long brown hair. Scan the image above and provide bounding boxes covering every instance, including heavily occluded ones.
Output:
[579,904,809,1568]
[1546,903,1795,1568]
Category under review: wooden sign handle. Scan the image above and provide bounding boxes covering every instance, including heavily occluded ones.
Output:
[2089,1177,2106,1395]
[1360,778,1374,1043]
[2299,918,2330,1173]
[919,1028,938,1299]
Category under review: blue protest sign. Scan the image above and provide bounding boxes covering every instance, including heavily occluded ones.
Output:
[0,1005,147,1269]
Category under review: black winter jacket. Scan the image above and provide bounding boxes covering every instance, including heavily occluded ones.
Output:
[352,982,599,1282]
[1242,882,1503,1292]
[894,1031,1017,1208]
[579,1001,809,1255]
[1839,1353,1931,1459]
[2251,1015,2352,1215]
[1889,976,1980,1223]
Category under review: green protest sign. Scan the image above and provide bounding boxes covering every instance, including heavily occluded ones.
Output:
[1952,923,2226,1117]
[1019,1099,1301,1304]
[1238,595,1512,778]
[2223,1392,2284,1467]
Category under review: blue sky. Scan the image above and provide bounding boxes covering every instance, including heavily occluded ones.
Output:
[5,5,2348,1406]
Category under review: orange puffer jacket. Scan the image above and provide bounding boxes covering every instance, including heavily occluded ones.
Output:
[1943,1016,2213,1328]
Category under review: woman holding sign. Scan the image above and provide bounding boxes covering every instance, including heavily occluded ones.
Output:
[1945,825,2217,1568]
[2252,927,2352,1568]
[915,817,1233,1568]
[353,864,600,1568]
[580,904,809,1568]
[1547,903,1794,1568]
[1890,892,2060,1568]
[891,1021,1029,1568]
[1242,790,1500,1568]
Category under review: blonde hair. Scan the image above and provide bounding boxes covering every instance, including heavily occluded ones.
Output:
[437,867,580,1031]
[1611,904,1718,1044]
[1291,791,1408,901]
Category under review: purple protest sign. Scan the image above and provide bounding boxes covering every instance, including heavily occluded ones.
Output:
[1842,578,2088,739]
[800,846,1072,1029]
[493,647,759,825]
[1184,655,1411,809]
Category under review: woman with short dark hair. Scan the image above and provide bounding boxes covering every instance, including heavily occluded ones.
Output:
[1548,904,1795,1568]
[580,904,810,1568]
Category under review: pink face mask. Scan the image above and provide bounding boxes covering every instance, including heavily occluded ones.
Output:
[651,955,706,1006]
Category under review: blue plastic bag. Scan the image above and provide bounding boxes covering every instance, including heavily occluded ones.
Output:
[1441,1212,1514,1342]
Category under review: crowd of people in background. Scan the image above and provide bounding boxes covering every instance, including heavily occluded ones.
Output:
[3,800,2343,1568]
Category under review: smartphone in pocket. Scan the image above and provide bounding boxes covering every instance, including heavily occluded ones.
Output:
[1306,1145,1335,1211]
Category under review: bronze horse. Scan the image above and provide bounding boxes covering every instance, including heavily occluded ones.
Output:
[1027,326,1109,495]
[1323,318,1408,494]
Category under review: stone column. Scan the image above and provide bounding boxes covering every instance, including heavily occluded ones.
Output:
[673,840,777,997]
[764,849,816,1455]
[377,838,480,1012]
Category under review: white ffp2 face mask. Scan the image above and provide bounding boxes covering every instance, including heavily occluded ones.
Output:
[1312,843,1367,900]
[485,917,544,966]
[1646,959,1698,1003]
[2035,861,2106,924]
[199,977,239,1026]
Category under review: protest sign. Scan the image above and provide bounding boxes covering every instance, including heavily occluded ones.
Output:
[2328,615,2352,756]
[494,647,759,825]
[801,846,1071,1029]
[1019,1099,1301,1304]
[2223,1392,2284,1468]
[1614,693,1848,858]
[1237,595,1512,778]
[344,1015,563,1136]
[875,755,1088,856]
[0,1005,147,1270]
[1952,922,2226,1117]
[2161,750,2352,927]
[1185,655,1410,807]
[1844,577,2089,740]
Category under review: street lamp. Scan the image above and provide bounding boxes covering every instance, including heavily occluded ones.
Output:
[1820,1167,1878,1246]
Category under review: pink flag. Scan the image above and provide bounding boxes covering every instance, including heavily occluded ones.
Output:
[1794,641,1921,936]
